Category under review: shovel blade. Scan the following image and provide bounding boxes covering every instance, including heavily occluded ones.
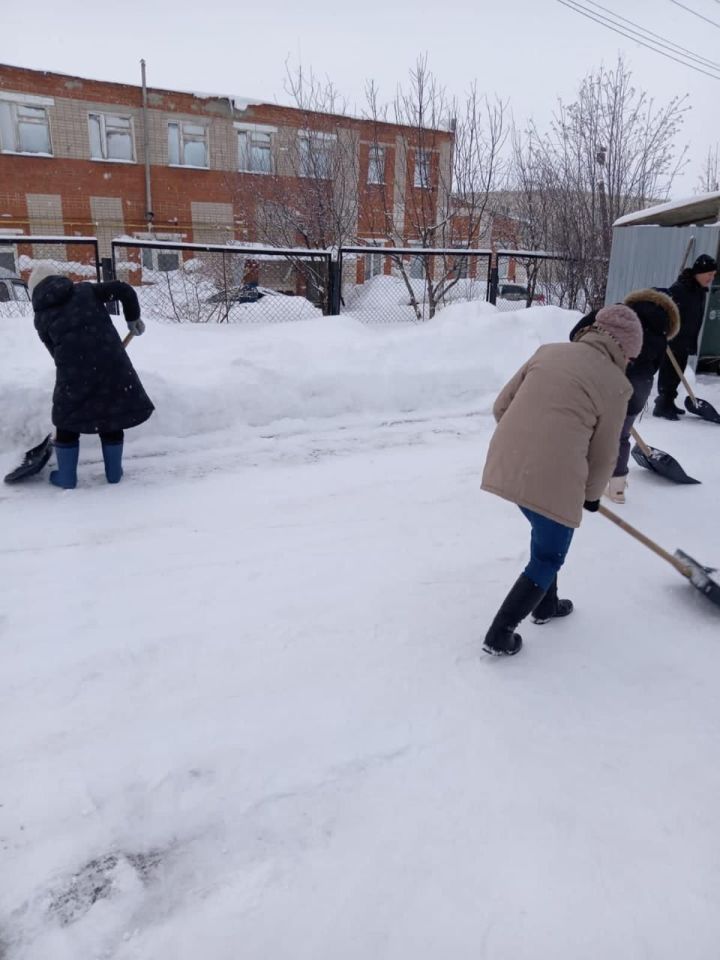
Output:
[675,549,720,608]
[630,444,701,485]
[3,434,53,484]
[684,396,720,424]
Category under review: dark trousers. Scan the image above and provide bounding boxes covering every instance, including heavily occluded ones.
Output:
[56,429,124,445]
[657,342,691,400]
[519,507,575,591]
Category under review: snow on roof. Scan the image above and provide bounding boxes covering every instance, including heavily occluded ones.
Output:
[614,191,720,228]
[181,91,265,111]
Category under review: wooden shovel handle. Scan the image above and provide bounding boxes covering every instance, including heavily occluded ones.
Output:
[121,332,135,349]
[598,504,691,578]
[630,427,653,458]
[666,347,698,405]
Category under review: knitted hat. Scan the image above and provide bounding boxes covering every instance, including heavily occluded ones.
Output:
[691,253,717,275]
[594,303,644,361]
[28,262,61,297]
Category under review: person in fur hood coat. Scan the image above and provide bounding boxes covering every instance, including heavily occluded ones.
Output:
[569,288,680,503]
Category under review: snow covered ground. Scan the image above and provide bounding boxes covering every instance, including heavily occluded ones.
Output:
[2,301,720,959]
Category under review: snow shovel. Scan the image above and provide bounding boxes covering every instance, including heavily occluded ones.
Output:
[599,504,720,608]
[629,427,700,485]
[666,347,720,424]
[3,331,135,484]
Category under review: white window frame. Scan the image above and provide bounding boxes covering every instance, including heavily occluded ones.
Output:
[367,144,385,185]
[298,130,335,180]
[236,122,275,175]
[0,94,54,156]
[414,149,431,189]
[168,120,209,169]
[88,112,136,163]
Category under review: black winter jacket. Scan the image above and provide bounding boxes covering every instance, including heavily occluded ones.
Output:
[569,288,680,416]
[33,278,154,434]
[666,269,709,353]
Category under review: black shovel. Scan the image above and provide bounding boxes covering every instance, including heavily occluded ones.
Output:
[666,347,720,424]
[599,505,720,608]
[629,427,700,485]
[3,332,135,485]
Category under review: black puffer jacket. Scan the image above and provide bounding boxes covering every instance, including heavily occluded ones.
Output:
[667,269,709,353]
[569,289,680,416]
[33,278,154,434]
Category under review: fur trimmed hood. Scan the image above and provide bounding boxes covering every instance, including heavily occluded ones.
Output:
[623,288,680,341]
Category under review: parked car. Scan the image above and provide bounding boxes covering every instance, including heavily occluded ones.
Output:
[497,282,545,305]
[206,283,290,304]
[0,268,30,304]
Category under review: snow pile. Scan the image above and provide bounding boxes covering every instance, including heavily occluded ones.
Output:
[2,291,720,960]
[0,300,578,455]
[344,273,490,323]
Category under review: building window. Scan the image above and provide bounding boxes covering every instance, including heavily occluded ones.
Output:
[136,234,182,272]
[168,121,208,168]
[89,113,135,162]
[368,145,385,185]
[414,149,431,189]
[0,248,17,273]
[366,250,384,278]
[0,101,52,155]
[298,131,334,179]
[238,128,273,174]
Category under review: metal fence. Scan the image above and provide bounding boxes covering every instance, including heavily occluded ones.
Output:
[0,235,100,317]
[492,250,578,312]
[338,247,493,323]
[110,239,334,324]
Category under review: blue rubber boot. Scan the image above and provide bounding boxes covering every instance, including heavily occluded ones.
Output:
[101,441,124,484]
[49,442,79,489]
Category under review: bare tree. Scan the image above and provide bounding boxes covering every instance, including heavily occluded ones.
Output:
[364,57,508,319]
[254,61,360,254]
[511,57,688,309]
[697,143,720,193]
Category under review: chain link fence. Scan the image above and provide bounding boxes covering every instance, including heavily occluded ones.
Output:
[338,247,492,323]
[493,251,581,312]
[0,236,100,318]
[111,240,333,325]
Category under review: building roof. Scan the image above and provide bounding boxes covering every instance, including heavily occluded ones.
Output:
[614,191,720,228]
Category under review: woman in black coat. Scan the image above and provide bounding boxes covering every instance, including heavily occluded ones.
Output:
[30,265,154,489]
[569,288,679,502]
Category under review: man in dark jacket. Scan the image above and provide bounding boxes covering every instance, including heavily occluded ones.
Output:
[569,288,680,502]
[29,263,154,489]
[653,253,717,420]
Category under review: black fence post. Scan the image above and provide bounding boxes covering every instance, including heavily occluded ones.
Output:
[101,256,115,282]
[328,255,342,316]
[101,256,119,314]
[488,253,499,305]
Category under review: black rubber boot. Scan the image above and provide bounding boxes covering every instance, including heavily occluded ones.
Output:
[483,574,546,656]
[531,578,574,625]
[653,395,684,420]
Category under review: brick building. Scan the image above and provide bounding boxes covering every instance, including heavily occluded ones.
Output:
[0,63,455,282]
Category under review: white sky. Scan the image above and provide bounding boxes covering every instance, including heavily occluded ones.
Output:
[4,0,718,195]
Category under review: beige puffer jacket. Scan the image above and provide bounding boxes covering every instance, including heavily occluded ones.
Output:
[481,329,633,528]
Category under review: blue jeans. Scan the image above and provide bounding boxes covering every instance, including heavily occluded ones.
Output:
[519,507,575,591]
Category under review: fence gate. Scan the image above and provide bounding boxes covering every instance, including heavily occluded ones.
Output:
[338,246,493,323]
[111,239,333,324]
[0,235,100,316]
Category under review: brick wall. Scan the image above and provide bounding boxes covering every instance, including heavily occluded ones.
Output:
[0,63,454,254]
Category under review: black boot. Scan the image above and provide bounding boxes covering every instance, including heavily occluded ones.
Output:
[653,395,684,420]
[531,578,574,625]
[483,574,546,656]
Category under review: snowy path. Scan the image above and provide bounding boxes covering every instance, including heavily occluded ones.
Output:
[2,398,720,960]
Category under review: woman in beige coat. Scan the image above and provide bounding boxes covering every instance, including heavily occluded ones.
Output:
[480,304,642,656]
